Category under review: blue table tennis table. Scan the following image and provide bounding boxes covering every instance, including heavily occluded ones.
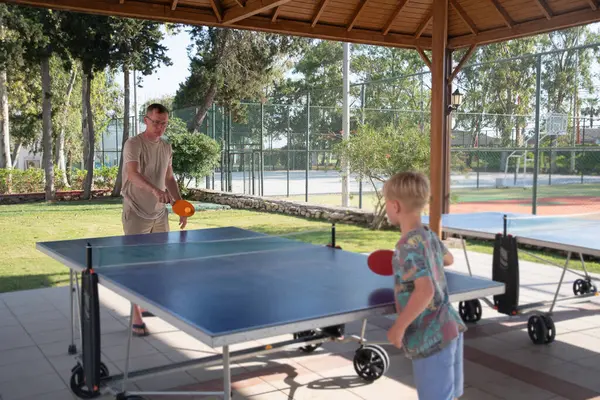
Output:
[37,225,504,400]
[422,212,599,346]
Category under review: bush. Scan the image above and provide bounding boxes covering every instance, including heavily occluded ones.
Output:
[334,123,430,228]
[165,118,221,192]
[0,166,118,194]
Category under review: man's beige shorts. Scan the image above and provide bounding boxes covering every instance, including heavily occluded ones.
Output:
[122,205,170,235]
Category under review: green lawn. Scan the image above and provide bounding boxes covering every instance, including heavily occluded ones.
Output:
[0,198,598,294]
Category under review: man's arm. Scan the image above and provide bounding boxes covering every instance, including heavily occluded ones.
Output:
[164,164,182,202]
[126,161,161,196]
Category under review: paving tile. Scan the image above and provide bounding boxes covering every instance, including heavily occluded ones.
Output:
[348,374,418,400]
[284,381,366,399]
[29,327,79,345]
[0,325,35,351]
[479,375,557,400]
[461,387,503,400]
[0,309,20,329]
[134,370,198,392]
[0,345,46,368]
[0,356,56,384]
[102,339,162,363]
[0,371,66,400]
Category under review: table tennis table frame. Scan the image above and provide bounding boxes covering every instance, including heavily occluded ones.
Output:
[42,225,504,400]
[441,217,599,345]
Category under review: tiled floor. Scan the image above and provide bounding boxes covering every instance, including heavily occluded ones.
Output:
[0,250,599,400]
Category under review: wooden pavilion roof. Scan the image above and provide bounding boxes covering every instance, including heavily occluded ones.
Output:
[4,0,600,51]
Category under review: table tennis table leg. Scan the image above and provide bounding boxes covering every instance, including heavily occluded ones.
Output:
[68,269,77,355]
[223,345,231,400]
[549,252,571,314]
[121,303,135,394]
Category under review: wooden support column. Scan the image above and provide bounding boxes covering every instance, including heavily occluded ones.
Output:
[429,0,448,238]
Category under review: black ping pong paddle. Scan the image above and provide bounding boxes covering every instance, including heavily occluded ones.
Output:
[367,249,395,276]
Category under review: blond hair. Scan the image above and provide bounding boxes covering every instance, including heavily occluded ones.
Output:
[382,171,430,212]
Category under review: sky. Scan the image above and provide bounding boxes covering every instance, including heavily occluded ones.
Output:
[114,29,193,106]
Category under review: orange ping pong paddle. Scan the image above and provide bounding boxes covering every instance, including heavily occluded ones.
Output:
[367,249,395,276]
[171,199,195,217]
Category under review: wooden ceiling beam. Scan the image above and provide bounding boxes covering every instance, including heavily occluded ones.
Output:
[208,0,223,21]
[233,0,244,6]
[586,0,598,10]
[449,44,476,81]
[487,0,513,28]
[533,0,553,19]
[382,0,409,35]
[450,0,478,35]
[415,8,433,38]
[416,45,431,68]
[311,0,330,27]
[271,5,280,22]
[450,7,600,49]
[222,0,291,25]
[171,0,178,10]
[347,0,371,32]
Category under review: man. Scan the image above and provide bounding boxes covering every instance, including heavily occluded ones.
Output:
[121,103,187,336]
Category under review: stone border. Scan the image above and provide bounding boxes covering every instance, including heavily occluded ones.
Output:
[0,189,111,204]
[189,188,389,228]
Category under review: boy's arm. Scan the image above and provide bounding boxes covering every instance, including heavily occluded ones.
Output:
[443,251,454,266]
[393,276,434,330]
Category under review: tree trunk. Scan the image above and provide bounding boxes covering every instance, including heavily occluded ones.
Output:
[55,65,77,188]
[0,68,11,193]
[112,64,130,197]
[41,56,55,201]
[11,140,21,168]
[189,82,218,132]
[81,72,89,169]
[83,71,95,200]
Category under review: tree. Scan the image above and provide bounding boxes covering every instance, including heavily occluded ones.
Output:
[110,18,171,197]
[173,27,303,132]
[334,123,430,229]
[164,117,221,192]
[61,12,114,199]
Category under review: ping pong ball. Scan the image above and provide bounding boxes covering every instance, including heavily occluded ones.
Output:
[185,207,191,213]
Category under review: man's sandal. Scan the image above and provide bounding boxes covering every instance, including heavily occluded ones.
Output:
[132,323,149,337]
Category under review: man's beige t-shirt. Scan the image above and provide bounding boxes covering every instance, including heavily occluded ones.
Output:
[121,134,173,220]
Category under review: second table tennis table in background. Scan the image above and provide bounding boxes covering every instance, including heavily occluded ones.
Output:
[423,211,599,346]
[37,224,504,400]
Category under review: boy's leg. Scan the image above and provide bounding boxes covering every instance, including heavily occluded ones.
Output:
[412,338,460,400]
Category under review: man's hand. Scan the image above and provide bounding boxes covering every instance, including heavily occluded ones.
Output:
[387,321,406,349]
[179,216,188,230]
[152,188,171,204]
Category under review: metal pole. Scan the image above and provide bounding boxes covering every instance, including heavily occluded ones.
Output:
[260,102,265,196]
[286,107,292,197]
[359,83,366,209]
[228,110,233,192]
[220,107,225,192]
[341,42,350,207]
[532,55,542,215]
[306,93,310,202]
[212,104,216,190]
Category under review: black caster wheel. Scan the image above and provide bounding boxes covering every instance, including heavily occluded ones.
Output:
[70,362,109,398]
[528,315,555,345]
[68,344,77,355]
[294,330,322,353]
[573,279,591,296]
[353,344,389,382]
[459,299,482,323]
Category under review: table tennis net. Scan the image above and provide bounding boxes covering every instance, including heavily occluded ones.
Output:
[87,230,325,269]
[503,212,600,234]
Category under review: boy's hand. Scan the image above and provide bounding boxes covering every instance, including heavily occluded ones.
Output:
[387,321,406,349]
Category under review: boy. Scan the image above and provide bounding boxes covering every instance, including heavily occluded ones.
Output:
[383,171,467,400]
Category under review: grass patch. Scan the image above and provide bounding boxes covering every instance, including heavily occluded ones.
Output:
[0,198,598,293]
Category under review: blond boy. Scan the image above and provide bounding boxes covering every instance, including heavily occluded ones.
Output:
[383,171,467,400]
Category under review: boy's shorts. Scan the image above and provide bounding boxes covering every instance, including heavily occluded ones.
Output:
[412,333,464,400]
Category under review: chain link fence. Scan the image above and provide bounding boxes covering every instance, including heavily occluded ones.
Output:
[95,46,600,216]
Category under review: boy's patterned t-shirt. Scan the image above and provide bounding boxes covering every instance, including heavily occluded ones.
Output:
[392,226,467,360]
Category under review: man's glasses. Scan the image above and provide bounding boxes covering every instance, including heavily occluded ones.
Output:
[145,115,168,127]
